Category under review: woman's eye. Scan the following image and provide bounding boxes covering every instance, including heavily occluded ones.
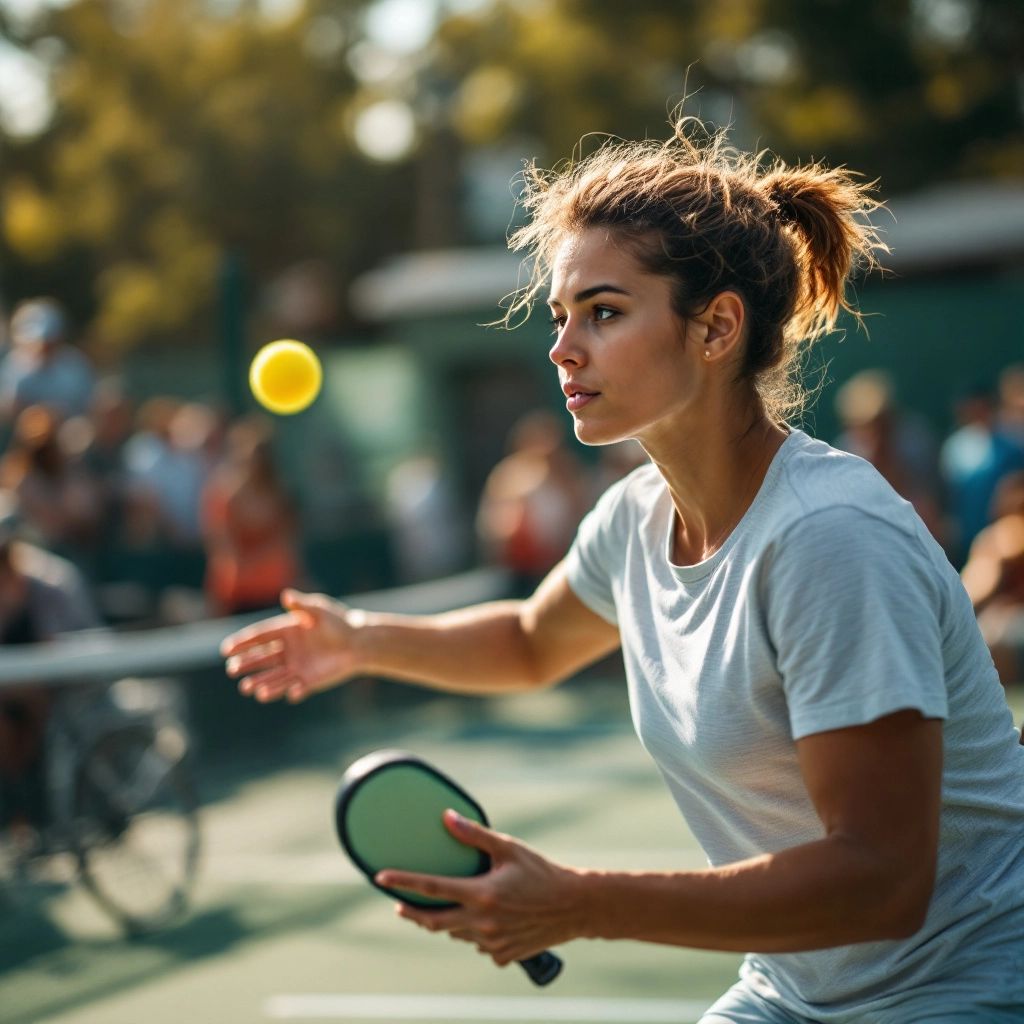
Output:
[549,307,616,333]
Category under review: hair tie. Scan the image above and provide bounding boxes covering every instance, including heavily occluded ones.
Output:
[766,185,799,227]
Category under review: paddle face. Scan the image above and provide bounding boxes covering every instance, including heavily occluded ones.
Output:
[335,750,490,908]
[334,749,564,986]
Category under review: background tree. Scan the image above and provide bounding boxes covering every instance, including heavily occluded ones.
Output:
[0,0,1020,354]
[0,0,413,354]
[427,0,1022,197]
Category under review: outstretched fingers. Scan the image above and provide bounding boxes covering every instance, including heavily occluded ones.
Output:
[220,617,296,658]
[237,667,300,701]
[225,640,285,679]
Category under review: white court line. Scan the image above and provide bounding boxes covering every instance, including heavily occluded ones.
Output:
[264,994,710,1022]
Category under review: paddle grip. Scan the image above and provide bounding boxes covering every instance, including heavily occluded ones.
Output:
[518,950,563,986]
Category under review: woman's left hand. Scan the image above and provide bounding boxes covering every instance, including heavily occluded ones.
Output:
[376,810,586,966]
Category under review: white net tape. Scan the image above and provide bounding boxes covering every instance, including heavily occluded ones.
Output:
[0,568,509,689]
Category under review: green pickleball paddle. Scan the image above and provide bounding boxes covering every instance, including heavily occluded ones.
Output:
[334,749,563,986]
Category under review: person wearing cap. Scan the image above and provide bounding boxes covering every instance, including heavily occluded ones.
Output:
[0,298,96,425]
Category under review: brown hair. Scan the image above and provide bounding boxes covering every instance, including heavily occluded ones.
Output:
[506,116,887,422]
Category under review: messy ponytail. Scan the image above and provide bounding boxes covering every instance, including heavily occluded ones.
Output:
[507,116,887,423]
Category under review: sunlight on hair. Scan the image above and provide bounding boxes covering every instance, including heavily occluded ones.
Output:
[504,112,888,423]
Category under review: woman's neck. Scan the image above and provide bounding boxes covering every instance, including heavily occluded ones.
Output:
[644,409,789,566]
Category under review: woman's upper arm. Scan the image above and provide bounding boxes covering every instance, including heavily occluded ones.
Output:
[796,709,943,929]
[518,560,621,686]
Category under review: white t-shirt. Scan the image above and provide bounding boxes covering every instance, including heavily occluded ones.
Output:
[565,429,1024,1020]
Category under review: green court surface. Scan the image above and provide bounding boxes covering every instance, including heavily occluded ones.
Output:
[2,678,1022,1024]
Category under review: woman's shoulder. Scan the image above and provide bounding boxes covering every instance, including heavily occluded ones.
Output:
[760,430,953,583]
[775,429,916,527]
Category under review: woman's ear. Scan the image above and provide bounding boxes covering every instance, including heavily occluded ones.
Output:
[696,291,746,363]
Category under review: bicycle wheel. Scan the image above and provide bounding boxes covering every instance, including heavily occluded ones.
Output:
[72,722,200,934]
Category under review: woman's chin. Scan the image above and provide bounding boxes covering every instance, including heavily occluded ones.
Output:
[572,419,626,448]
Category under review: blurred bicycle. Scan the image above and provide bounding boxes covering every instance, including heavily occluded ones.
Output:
[0,676,200,935]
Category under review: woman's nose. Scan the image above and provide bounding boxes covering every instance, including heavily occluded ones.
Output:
[549,321,584,367]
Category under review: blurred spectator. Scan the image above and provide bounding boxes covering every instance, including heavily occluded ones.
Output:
[0,404,103,567]
[163,402,222,544]
[83,378,136,483]
[998,364,1024,448]
[0,492,101,839]
[476,409,591,594]
[121,396,180,546]
[122,398,219,549]
[385,452,468,584]
[834,369,945,544]
[940,382,1024,565]
[0,298,96,424]
[200,416,304,615]
[960,471,1024,686]
[75,379,136,545]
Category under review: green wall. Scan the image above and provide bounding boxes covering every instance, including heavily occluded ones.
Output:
[806,272,1023,441]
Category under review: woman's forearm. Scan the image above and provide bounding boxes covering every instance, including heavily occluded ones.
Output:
[350,601,555,695]
[575,833,933,953]
[348,565,620,697]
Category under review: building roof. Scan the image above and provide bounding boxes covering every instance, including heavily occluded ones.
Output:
[350,180,1024,323]
[351,248,529,323]
[878,179,1024,273]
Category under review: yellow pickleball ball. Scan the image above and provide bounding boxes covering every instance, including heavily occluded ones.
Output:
[249,339,322,415]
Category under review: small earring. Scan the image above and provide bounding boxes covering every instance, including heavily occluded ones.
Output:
[703,349,711,359]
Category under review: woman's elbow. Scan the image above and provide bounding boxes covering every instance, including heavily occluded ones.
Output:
[879,862,936,940]
[886,900,930,940]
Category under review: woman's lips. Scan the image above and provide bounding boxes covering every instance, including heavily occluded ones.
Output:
[566,391,599,411]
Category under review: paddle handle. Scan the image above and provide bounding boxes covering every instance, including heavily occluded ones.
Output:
[518,950,563,985]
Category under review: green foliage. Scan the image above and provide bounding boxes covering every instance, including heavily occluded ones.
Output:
[0,0,1019,353]
[1,0,413,352]
[432,0,1021,187]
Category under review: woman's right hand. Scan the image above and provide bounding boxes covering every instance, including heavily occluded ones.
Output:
[220,589,364,703]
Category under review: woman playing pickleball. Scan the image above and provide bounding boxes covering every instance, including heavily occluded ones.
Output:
[221,116,1024,1023]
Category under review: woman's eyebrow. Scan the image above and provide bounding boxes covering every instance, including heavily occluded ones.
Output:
[547,283,631,306]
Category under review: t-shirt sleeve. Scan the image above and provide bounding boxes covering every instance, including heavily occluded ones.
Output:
[762,505,949,740]
[562,479,629,626]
